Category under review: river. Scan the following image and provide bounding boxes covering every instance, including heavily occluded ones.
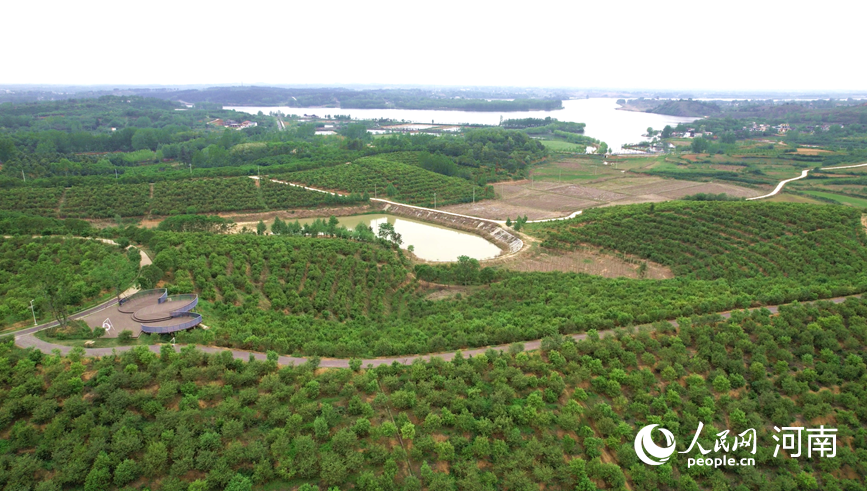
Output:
[226,98,699,152]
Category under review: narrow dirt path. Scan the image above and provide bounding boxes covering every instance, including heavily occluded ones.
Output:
[57,188,68,215]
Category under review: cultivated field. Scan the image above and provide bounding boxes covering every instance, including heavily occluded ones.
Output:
[441,156,763,220]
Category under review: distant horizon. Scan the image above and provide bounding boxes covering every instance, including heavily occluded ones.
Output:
[2,83,866,100]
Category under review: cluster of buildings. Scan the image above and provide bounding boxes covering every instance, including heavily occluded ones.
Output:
[209,119,258,130]
[799,124,843,135]
[741,122,844,135]
[672,129,713,138]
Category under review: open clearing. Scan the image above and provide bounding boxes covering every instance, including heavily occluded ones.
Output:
[795,147,832,155]
[441,157,762,220]
[493,246,673,279]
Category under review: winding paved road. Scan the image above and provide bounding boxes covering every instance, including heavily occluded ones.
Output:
[746,162,867,201]
[13,294,861,368]
[0,237,150,340]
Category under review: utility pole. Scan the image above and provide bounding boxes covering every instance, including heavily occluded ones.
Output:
[374,184,377,199]
[434,192,436,209]
[472,187,475,203]
[29,299,37,326]
[22,170,25,182]
[189,163,192,176]
[115,168,118,179]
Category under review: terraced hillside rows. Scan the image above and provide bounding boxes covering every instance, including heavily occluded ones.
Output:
[2,298,865,490]
[149,233,413,354]
[259,178,363,209]
[0,187,64,216]
[375,151,421,166]
[286,157,493,207]
[535,201,867,281]
[150,177,264,215]
[60,183,151,218]
[0,176,370,219]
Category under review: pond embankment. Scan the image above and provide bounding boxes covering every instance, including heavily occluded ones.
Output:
[374,201,524,255]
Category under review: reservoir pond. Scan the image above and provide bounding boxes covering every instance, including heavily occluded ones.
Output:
[248,214,502,262]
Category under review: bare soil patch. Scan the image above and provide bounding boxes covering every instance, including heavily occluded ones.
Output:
[494,246,673,280]
[424,285,476,301]
[544,184,628,201]
[601,194,670,207]
[710,164,747,172]
[508,195,597,212]
[493,179,562,199]
[616,180,705,195]
[592,176,665,191]
[795,148,831,155]
[440,201,565,221]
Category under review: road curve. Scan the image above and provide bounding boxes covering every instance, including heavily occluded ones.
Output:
[746,169,810,200]
[746,162,867,201]
[14,294,861,368]
[0,238,151,339]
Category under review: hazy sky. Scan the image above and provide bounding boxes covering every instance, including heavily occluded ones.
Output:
[5,0,863,91]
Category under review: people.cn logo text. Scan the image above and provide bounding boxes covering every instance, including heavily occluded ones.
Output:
[634,424,676,465]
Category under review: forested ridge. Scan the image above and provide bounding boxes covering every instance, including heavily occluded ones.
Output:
[0,236,138,327]
[0,297,864,490]
[0,97,550,219]
[0,178,365,218]
[534,201,867,281]
[138,86,564,112]
[286,158,493,207]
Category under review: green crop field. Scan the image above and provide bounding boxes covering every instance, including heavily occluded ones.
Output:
[286,157,493,206]
[0,187,63,216]
[540,140,589,152]
[801,190,867,208]
[61,183,151,218]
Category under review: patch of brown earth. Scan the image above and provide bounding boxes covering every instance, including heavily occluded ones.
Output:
[492,246,673,280]
[424,285,475,301]
[795,148,831,155]
[439,201,565,221]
